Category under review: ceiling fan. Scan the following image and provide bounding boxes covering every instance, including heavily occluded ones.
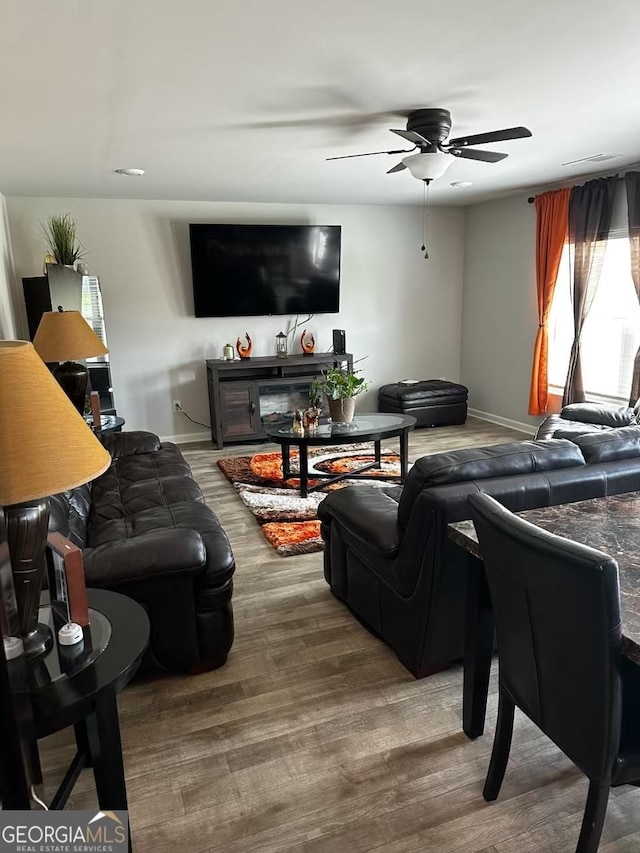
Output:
[327,108,532,181]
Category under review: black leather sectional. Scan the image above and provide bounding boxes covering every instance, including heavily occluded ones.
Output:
[536,400,640,439]
[48,430,235,674]
[319,430,640,677]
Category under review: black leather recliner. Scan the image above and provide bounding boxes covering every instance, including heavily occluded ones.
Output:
[48,430,235,674]
[319,432,640,677]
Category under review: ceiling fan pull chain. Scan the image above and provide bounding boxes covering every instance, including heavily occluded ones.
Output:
[421,180,426,254]
[422,179,430,259]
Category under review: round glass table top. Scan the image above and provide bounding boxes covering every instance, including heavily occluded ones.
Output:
[29,600,112,688]
[265,413,416,442]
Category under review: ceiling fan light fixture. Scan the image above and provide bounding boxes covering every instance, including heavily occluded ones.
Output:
[402,152,453,181]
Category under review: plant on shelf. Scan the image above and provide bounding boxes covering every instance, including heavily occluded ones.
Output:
[42,213,85,266]
[314,366,369,424]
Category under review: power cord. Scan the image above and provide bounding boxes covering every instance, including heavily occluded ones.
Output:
[286,313,314,349]
[175,404,210,429]
[30,786,48,810]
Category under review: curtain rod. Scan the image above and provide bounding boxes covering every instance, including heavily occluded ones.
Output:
[527,170,638,203]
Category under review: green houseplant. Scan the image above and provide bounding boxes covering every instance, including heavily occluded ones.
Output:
[315,366,369,423]
[42,213,85,266]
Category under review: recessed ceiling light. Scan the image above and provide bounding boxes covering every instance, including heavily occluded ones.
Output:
[451,181,473,188]
[114,168,145,177]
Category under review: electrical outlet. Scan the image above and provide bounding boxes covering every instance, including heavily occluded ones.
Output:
[172,400,181,413]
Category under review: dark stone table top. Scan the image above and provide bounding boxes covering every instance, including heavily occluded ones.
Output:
[448,491,640,665]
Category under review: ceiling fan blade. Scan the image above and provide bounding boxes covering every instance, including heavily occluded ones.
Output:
[387,162,407,174]
[448,126,532,147]
[326,147,414,161]
[239,113,403,132]
[390,128,427,144]
[449,147,508,163]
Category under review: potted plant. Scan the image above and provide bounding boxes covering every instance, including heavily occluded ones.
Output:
[42,213,85,267]
[316,366,369,423]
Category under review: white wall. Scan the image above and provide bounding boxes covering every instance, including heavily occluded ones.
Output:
[0,192,18,339]
[7,198,465,441]
[460,192,541,432]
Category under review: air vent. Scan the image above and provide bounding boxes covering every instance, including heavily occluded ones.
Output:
[562,153,620,166]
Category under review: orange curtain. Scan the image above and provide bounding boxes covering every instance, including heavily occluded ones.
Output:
[528,187,570,415]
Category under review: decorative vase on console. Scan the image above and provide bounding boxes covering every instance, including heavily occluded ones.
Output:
[236,333,253,360]
[300,329,315,356]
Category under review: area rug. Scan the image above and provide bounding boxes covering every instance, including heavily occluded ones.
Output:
[217,445,402,556]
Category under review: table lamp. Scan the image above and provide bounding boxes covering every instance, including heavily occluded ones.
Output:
[33,309,108,413]
[0,341,111,658]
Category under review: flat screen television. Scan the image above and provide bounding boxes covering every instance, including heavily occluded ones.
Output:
[189,223,341,317]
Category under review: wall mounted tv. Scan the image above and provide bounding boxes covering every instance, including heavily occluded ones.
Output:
[189,223,341,317]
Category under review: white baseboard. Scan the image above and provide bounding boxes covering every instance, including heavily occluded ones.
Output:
[468,408,537,436]
[160,429,211,445]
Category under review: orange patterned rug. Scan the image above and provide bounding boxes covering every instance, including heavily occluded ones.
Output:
[217,445,402,556]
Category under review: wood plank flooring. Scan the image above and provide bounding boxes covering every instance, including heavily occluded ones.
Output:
[37,417,640,852]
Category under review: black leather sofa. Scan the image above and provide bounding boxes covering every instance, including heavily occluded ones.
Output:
[318,430,640,677]
[536,400,640,439]
[49,431,235,674]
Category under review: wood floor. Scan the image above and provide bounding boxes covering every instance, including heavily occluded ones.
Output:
[38,417,640,852]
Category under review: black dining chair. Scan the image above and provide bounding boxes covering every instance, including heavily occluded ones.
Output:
[468,492,640,853]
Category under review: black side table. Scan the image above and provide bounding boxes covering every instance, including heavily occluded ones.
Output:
[15,589,149,846]
[85,415,126,433]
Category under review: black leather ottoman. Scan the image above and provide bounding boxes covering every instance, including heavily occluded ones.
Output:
[378,380,468,427]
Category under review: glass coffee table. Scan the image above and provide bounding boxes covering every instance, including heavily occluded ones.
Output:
[265,413,416,498]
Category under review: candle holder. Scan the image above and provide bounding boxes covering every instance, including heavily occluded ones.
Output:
[276,331,288,359]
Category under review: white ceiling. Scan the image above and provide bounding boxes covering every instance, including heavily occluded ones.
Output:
[1,0,640,206]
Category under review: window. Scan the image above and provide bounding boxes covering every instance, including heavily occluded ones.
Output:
[81,275,109,364]
[548,234,639,403]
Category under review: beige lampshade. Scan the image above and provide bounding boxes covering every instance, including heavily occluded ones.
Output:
[0,341,111,505]
[33,310,108,362]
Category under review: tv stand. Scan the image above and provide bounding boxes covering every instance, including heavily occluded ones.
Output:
[206,352,353,448]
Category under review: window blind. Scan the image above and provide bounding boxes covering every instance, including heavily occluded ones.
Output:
[81,276,109,363]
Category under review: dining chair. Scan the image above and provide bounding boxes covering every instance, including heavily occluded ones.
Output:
[468,492,640,853]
